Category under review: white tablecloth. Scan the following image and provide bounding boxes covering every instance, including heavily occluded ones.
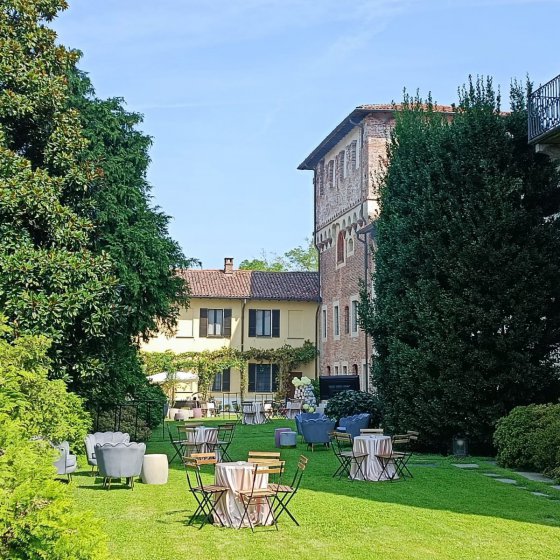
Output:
[242,402,266,425]
[213,461,271,528]
[180,426,218,456]
[350,435,397,481]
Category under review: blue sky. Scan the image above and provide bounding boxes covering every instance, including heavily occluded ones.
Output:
[53,0,560,269]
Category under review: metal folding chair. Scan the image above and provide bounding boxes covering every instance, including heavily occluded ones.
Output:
[238,461,285,531]
[183,454,228,528]
[330,432,367,481]
[271,455,308,526]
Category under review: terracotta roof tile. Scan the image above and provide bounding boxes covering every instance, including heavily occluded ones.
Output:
[180,269,320,302]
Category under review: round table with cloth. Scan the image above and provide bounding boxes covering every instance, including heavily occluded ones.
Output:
[180,426,218,457]
[350,435,397,481]
[242,402,266,425]
[213,461,272,528]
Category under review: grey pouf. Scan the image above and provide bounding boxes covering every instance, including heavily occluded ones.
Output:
[279,431,297,448]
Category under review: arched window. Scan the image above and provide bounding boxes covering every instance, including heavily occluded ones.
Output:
[326,366,331,375]
[352,364,358,374]
[337,230,345,264]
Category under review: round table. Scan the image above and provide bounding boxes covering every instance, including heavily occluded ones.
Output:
[351,435,397,481]
[141,454,169,484]
[242,402,266,425]
[213,461,271,528]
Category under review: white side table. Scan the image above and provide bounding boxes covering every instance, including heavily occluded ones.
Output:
[141,453,169,484]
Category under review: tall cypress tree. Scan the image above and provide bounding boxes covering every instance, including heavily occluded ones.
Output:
[360,79,560,450]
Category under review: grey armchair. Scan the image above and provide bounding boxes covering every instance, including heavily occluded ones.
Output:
[300,417,336,451]
[84,431,130,474]
[53,441,77,481]
[95,442,146,489]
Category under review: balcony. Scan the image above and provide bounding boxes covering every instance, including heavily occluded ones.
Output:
[528,74,560,145]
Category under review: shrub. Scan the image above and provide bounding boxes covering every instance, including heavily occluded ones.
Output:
[325,390,382,425]
[494,404,560,479]
[0,325,108,559]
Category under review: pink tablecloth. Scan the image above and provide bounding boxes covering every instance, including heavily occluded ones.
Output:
[213,461,271,528]
[350,435,397,481]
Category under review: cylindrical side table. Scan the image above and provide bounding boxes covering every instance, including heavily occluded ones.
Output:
[280,431,297,448]
[275,428,291,448]
[141,454,169,484]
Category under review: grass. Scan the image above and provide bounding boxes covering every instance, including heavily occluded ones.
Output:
[72,419,560,560]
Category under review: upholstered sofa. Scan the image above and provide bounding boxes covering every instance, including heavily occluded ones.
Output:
[53,441,77,481]
[95,442,146,489]
[84,431,130,473]
[300,417,336,451]
[337,413,371,438]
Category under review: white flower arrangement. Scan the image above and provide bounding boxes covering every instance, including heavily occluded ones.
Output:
[300,376,312,385]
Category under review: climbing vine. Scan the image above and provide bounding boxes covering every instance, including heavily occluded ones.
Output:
[141,340,316,401]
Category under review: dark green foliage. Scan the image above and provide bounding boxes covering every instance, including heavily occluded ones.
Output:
[359,78,560,450]
[324,390,381,425]
[494,404,560,480]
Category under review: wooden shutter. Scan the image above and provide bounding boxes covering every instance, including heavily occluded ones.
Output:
[272,310,280,338]
[248,309,256,337]
[223,368,231,392]
[248,363,256,392]
[272,364,279,392]
[223,309,232,337]
[199,308,208,337]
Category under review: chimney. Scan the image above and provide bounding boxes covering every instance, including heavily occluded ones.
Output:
[224,257,234,275]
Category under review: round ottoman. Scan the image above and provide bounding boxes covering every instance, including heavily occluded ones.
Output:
[141,454,169,484]
[275,428,292,448]
[192,408,203,419]
[279,431,297,448]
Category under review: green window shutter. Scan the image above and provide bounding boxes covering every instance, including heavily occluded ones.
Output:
[223,309,232,337]
[199,308,208,337]
[272,364,279,392]
[248,309,256,337]
[272,310,280,338]
[248,364,256,392]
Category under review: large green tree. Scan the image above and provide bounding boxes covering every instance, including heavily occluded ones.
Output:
[0,1,192,407]
[0,0,119,387]
[359,79,560,450]
[65,69,193,404]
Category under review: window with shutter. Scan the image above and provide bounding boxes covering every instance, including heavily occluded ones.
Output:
[212,368,231,392]
[201,308,231,337]
[248,309,279,337]
[248,363,278,393]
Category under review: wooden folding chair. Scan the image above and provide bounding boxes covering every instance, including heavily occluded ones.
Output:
[248,451,281,464]
[238,461,285,531]
[183,455,228,528]
[271,455,308,526]
[360,428,384,435]
[329,432,367,481]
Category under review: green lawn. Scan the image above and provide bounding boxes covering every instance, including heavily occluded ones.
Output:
[72,419,560,560]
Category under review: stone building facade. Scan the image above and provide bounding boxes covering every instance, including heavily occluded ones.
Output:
[298,104,453,391]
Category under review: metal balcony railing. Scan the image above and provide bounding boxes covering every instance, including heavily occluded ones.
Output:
[528,73,560,144]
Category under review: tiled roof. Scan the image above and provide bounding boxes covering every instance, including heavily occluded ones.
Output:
[180,269,320,302]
